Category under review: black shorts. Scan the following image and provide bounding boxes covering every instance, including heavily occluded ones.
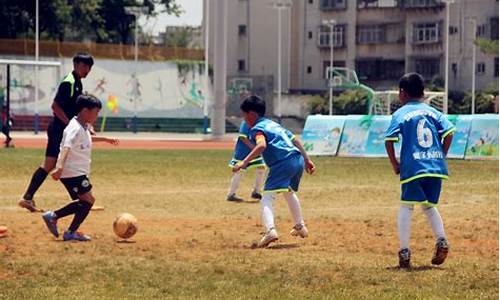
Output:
[60,175,93,200]
[45,121,64,158]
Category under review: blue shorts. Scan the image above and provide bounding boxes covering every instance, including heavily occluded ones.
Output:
[264,154,304,193]
[401,177,442,207]
[228,157,266,170]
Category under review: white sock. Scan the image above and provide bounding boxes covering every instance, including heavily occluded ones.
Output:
[261,193,276,231]
[398,204,414,250]
[422,206,446,240]
[228,171,243,196]
[283,192,304,226]
[253,168,265,192]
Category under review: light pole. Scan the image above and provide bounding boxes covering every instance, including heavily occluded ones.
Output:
[125,1,148,133]
[203,0,210,134]
[271,1,292,124]
[467,17,477,114]
[443,0,454,114]
[35,0,39,134]
[322,19,336,115]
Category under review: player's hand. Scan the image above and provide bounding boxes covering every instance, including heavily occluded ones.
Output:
[232,161,248,173]
[106,138,119,146]
[88,124,96,135]
[51,167,63,180]
[392,163,400,175]
[305,159,316,175]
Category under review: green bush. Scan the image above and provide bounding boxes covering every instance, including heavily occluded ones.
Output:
[308,89,370,115]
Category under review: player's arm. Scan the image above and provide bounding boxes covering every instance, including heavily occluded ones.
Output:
[52,82,72,125]
[442,133,453,157]
[91,136,119,145]
[385,140,400,175]
[292,138,315,175]
[51,147,70,180]
[233,132,266,172]
[51,102,70,125]
[241,136,255,150]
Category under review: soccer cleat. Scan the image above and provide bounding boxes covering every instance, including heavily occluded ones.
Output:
[226,194,244,202]
[18,199,43,213]
[42,211,59,238]
[257,228,279,248]
[431,237,449,265]
[290,223,309,238]
[398,248,411,269]
[63,230,91,242]
[250,191,262,200]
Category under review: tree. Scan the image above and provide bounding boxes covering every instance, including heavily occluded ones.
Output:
[475,38,499,55]
[0,0,181,44]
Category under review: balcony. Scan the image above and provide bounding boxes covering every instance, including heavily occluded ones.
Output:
[320,0,347,11]
[401,0,444,9]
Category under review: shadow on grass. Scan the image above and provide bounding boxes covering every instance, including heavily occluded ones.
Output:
[116,239,137,244]
[386,265,445,272]
[268,243,300,250]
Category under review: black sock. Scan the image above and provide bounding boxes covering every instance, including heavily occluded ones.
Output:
[23,167,48,200]
[68,201,93,232]
[54,201,79,219]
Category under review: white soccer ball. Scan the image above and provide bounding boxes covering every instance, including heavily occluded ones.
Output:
[113,213,138,239]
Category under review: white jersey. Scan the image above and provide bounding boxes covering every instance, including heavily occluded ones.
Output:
[58,117,92,178]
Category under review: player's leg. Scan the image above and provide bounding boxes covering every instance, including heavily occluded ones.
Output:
[397,204,414,268]
[61,176,94,241]
[19,124,62,212]
[251,166,265,200]
[227,169,244,202]
[258,192,278,248]
[285,155,308,238]
[421,178,448,265]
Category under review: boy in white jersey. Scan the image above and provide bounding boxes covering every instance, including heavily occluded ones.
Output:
[385,73,455,268]
[42,94,118,241]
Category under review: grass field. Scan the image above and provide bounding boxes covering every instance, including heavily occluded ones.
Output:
[0,148,498,299]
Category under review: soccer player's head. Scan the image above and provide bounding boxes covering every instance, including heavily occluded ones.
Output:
[76,94,102,123]
[73,53,94,78]
[399,72,424,103]
[240,95,266,126]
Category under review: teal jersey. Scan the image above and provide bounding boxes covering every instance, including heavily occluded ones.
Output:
[385,101,456,183]
[249,117,300,167]
[233,121,252,160]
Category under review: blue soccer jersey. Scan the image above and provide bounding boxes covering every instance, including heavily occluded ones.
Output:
[233,121,252,161]
[249,117,300,167]
[385,101,455,184]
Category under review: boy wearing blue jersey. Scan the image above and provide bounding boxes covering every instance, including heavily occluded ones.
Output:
[227,121,266,202]
[234,96,315,248]
[385,73,455,268]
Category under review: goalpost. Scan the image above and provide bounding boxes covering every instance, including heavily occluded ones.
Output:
[371,90,446,115]
[0,59,62,136]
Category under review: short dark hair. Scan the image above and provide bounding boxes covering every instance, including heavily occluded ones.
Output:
[240,95,266,116]
[76,94,101,113]
[73,52,94,67]
[399,72,425,98]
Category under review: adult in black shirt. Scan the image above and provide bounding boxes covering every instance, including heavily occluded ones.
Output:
[19,53,94,212]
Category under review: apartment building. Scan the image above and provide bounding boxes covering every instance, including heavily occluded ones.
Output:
[205,0,498,94]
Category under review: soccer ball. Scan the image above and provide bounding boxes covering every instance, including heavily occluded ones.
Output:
[113,213,138,239]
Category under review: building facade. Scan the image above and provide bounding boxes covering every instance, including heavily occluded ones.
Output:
[206,0,498,94]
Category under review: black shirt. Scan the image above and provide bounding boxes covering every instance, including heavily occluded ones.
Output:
[53,71,82,128]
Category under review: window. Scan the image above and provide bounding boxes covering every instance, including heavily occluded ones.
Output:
[318,24,346,48]
[414,58,440,78]
[495,58,499,77]
[491,17,498,40]
[356,59,405,80]
[238,25,247,36]
[238,60,246,72]
[476,62,486,75]
[320,0,346,10]
[413,22,441,44]
[307,66,312,74]
[357,25,385,44]
[452,63,457,78]
[476,24,487,38]
[449,26,458,35]
[309,0,313,3]
[308,31,313,39]
[358,0,397,8]
[402,0,441,8]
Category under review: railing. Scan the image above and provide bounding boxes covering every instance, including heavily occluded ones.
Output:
[0,39,204,61]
